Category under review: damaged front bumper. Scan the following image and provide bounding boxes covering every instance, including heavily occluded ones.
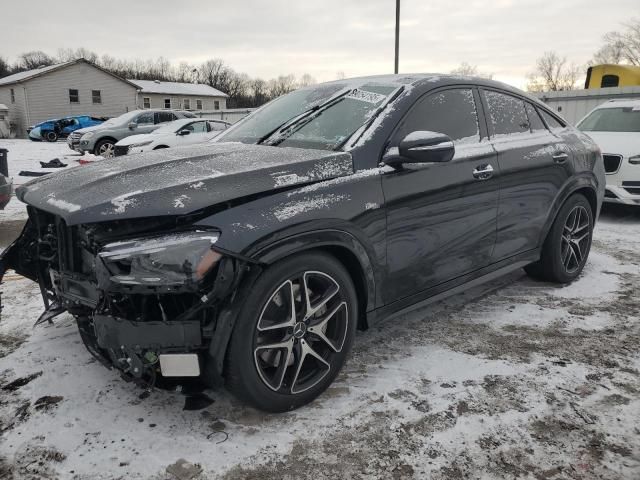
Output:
[0,212,255,386]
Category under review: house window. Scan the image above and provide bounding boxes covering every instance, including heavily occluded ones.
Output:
[69,89,79,103]
[214,100,220,110]
[143,97,151,109]
[164,98,171,109]
[601,75,619,88]
[183,98,191,110]
[92,90,102,104]
[196,99,203,110]
[10,88,15,103]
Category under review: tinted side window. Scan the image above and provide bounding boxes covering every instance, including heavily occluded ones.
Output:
[136,112,154,125]
[540,110,564,129]
[485,90,530,135]
[157,112,176,123]
[525,103,546,131]
[395,89,480,144]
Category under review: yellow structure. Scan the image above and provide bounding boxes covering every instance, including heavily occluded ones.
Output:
[585,64,640,89]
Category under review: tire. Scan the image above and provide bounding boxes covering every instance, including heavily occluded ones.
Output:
[225,252,358,412]
[525,193,593,283]
[44,131,58,142]
[94,139,115,158]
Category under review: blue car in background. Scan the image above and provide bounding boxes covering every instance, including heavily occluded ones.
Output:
[28,115,107,142]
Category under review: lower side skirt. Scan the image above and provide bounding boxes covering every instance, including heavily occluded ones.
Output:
[367,249,539,326]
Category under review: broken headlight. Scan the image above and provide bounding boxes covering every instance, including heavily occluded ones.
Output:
[98,231,221,287]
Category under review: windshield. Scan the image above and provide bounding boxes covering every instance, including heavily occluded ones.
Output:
[102,110,140,127]
[578,107,640,132]
[219,83,397,150]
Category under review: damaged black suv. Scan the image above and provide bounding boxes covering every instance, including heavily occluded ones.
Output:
[0,75,604,412]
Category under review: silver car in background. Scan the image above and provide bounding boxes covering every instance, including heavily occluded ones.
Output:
[67,109,197,157]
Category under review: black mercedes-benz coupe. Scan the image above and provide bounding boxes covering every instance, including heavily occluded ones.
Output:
[0,75,605,412]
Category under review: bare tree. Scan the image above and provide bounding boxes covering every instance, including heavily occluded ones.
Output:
[268,75,297,98]
[592,18,640,65]
[0,57,11,78]
[450,62,494,79]
[298,73,317,87]
[526,51,582,92]
[335,71,346,80]
[17,51,55,70]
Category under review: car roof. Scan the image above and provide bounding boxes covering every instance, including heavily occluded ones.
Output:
[594,98,640,109]
[312,73,547,109]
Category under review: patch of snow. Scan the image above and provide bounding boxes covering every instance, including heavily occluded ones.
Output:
[46,197,81,213]
[273,172,311,187]
[189,181,205,190]
[173,195,190,209]
[271,194,347,222]
[109,190,143,214]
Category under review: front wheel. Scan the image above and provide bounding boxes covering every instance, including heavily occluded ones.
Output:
[94,139,115,158]
[225,252,358,412]
[525,193,594,283]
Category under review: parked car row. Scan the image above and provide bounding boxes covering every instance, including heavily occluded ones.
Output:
[28,115,107,142]
[67,109,198,157]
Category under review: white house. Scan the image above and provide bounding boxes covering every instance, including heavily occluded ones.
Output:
[0,59,139,137]
[130,80,228,112]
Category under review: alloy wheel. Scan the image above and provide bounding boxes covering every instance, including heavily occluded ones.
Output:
[99,142,115,158]
[560,205,591,274]
[253,271,349,395]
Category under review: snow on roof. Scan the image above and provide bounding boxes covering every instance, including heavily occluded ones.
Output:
[129,79,228,97]
[0,62,72,86]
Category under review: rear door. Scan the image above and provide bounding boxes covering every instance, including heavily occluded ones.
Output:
[381,87,499,304]
[481,89,573,260]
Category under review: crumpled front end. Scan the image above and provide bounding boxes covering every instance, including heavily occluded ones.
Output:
[0,207,249,386]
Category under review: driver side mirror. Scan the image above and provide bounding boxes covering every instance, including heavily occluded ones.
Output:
[178,130,191,136]
[127,122,137,130]
[384,131,455,167]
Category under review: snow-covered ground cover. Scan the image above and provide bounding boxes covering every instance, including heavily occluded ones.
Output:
[0,140,639,479]
[0,139,82,221]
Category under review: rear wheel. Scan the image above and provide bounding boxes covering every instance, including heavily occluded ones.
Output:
[525,193,593,283]
[44,131,58,142]
[225,252,357,412]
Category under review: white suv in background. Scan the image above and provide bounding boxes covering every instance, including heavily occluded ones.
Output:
[578,99,640,205]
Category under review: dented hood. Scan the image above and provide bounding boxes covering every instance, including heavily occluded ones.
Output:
[16,142,353,225]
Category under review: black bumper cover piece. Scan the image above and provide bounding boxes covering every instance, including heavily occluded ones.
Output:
[93,315,203,351]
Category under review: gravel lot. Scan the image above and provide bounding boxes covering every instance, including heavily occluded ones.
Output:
[0,140,638,479]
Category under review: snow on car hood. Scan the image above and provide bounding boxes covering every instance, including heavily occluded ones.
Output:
[584,131,640,158]
[16,142,353,225]
[74,125,102,136]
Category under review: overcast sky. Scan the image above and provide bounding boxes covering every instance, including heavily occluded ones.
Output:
[2,0,636,88]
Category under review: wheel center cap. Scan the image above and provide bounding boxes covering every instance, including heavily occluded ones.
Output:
[293,322,307,339]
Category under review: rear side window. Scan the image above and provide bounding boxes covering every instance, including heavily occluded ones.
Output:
[156,112,177,123]
[484,90,530,136]
[540,110,565,130]
[525,103,546,131]
[395,88,480,144]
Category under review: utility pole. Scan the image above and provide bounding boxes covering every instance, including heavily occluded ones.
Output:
[394,0,400,74]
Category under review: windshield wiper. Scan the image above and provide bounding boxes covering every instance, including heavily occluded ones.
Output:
[256,105,320,145]
[259,88,352,146]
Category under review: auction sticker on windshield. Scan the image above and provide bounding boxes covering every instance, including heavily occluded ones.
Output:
[346,89,387,104]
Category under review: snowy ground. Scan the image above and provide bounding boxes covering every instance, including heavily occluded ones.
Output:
[0,139,83,222]
[0,141,639,479]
